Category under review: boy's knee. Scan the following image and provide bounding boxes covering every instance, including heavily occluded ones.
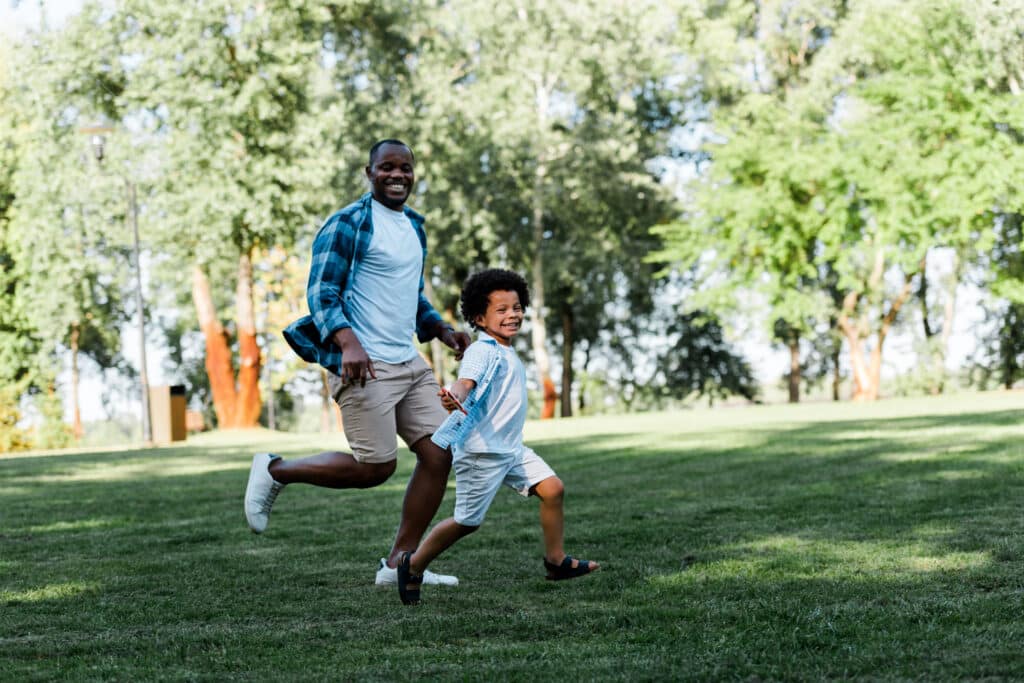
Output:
[456,522,480,536]
[531,476,564,501]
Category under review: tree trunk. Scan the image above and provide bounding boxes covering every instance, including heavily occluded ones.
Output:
[831,344,841,402]
[839,274,916,402]
[838,292,873,401]
[930,251,961,395]
[70,322,83,440]
[578,344,591,414]
[235,251,262,428]
[560,304,573,418]
[423,280,448,385]
[320,368,332,433]
[529,70,557,420]
[787,335,800,403]
[192,264,238,428]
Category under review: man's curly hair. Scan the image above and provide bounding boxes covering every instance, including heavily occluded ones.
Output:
[460,269,531,330]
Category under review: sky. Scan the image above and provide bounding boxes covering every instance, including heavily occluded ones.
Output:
[1,0,83,37]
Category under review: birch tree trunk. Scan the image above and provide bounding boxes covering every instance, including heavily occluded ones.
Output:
[560,304,573,417]
[529,75,557,420]
[70,322,83,440]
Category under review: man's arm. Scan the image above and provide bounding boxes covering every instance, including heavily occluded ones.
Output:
[307,217,355,344]
[431,320,471,360]
[331,327,375,387]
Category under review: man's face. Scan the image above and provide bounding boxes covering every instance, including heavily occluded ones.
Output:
[366,143,414,209]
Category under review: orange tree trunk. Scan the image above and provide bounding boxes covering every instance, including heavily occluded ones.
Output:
[235,252,262,427]
[192,265,239,428]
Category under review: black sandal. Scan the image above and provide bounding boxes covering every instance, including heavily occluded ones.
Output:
[397,551,423,605]
[544,555,599,581]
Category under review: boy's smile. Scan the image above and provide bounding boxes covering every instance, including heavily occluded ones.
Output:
[474,290,523,346]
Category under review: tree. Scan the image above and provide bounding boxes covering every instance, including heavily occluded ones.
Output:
[113,0,335,428]
[411,0,683,417]
[811,0,1021,399]
[4,6,133,438]
[653,0,849,403]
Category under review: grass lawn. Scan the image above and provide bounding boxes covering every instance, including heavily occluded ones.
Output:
[3,391,1024,681]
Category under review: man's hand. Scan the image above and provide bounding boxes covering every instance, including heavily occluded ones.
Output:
[332,328,376,387]
[437,324,471,360]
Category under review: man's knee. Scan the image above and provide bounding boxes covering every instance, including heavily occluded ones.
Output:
[410,436,452,471]
[356,459,397,488]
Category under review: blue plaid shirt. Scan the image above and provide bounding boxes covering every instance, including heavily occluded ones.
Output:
[283,192,444,375]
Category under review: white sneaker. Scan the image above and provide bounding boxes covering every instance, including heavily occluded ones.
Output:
[244,453,284,534]
[375,558,459,586]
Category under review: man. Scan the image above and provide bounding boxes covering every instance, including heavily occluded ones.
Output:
[244,139,471,587]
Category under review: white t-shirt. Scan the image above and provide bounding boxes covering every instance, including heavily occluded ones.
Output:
[456,334,528,455]
[345,199,423,363]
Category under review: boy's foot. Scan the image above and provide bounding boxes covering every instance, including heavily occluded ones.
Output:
[375,558,459,587]
[397,552,423,605]
[244,453,283,534]
[543,555,600,581]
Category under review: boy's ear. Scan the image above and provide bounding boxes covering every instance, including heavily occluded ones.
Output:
[473,313,485,328]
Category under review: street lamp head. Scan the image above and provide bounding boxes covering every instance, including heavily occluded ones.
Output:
[77,120,114,164]
[90,134,106,162]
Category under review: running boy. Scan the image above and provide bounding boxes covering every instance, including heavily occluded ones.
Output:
[397,268,599,605]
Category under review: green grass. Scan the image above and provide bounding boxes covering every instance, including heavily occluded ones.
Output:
[3,391,1024,681]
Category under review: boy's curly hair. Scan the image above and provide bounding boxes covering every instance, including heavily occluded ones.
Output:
[460,269,531,330]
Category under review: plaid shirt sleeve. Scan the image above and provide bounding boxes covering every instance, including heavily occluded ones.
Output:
[307,214,356,344]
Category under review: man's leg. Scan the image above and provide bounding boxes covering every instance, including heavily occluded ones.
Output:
[245,364,402,534]
[244,452,395,534]
[385,435,451,568]
[270,453,395,489]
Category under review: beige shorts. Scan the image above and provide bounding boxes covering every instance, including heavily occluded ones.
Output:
[328,355,448,464]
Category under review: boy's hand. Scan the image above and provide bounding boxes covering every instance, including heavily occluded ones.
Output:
[438,386,468,414]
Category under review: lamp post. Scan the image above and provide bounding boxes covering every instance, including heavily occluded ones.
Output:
[80,124,152,444]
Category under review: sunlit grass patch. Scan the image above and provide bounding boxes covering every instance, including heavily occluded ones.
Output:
[3,581,100,604]
[26,519,115,534]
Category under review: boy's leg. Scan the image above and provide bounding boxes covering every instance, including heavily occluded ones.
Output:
[531,476,567,565]
[409,517,478,574]
[515,446,599,575]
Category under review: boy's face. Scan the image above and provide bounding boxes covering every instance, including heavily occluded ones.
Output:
[474,290,523,346]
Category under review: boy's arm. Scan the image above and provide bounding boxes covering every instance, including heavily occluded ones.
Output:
[439,378,476,412]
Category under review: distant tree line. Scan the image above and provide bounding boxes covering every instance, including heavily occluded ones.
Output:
[1,0,1021,450]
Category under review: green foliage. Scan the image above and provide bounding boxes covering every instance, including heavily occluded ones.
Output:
[656,311,759,404]
[31,389,73,450]
[0,385,33,453]
[656,0,1024,398]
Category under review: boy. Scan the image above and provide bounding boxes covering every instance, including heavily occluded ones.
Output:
[397,268,599,605]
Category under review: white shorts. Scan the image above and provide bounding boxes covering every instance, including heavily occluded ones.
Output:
[452,445,556,527]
